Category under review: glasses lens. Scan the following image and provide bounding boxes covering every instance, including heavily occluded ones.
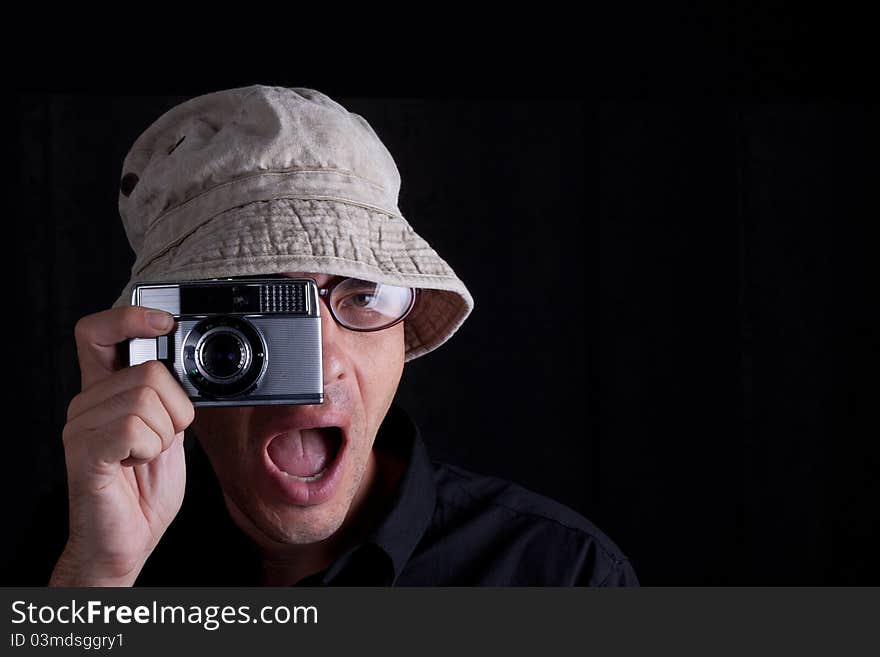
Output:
[331,279,414,330]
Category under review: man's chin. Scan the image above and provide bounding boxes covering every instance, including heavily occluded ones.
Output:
[259,506,347,546]
[224,490,349,547]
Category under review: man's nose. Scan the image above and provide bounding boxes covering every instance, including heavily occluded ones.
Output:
[318,297,347,385]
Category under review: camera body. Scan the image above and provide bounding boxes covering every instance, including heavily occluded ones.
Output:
[128,278,323,407]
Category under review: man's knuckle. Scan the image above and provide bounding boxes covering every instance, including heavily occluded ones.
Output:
[66,393,84,421]
[136,361,166,388]
[130,385,158,408]
[121,306,141,324]
[61,421,78,446]
[119,414,143,436]
[170,402,195,433]
[73,316,90,343]
[181,402,196,426]
[144,359,168,379]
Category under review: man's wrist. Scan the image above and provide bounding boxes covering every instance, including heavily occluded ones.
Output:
[49,546,143,587]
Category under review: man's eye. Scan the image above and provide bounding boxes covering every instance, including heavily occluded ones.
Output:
[348,293,375,308]
[338,290,381,311]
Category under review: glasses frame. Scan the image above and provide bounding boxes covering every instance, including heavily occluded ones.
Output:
[317,278,418,332]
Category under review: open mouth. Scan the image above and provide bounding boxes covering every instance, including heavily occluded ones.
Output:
[269,426,343,482]
[260,416,349,506]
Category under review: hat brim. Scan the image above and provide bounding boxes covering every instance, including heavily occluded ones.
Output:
[114,198,473,362]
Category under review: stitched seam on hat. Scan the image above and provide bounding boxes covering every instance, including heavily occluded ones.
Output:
[135,198,404,275]
[152,254,466,283]
[268,196,401,218]
[144,168,392,237]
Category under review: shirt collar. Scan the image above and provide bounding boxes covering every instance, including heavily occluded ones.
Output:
[361,402,438,584]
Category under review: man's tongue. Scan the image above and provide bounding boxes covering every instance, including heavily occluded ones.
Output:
[267,429,334,477]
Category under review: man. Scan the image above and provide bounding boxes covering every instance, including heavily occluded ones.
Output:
[45,86,637,586]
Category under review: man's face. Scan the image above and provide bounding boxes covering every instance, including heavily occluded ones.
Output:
[190,272,406,547]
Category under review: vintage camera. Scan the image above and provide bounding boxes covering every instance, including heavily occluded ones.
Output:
[128,278,323,406]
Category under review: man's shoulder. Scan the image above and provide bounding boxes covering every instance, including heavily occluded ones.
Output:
[428,460,637,585]
[433,462,591,529]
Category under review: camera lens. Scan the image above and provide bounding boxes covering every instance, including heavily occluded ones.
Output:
[182,316,267,399]
[199,332,247,379]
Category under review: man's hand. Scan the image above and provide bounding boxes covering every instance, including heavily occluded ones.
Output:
[50,307,194,586]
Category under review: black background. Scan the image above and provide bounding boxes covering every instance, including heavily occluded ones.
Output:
[6,19,878,585]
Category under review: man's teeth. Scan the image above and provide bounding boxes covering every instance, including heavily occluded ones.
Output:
[281,467,329,482]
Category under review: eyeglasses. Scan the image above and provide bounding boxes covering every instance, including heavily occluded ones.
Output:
[316,278,417,332]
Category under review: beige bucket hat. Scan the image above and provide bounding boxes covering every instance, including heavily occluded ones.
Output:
[112,85,473,362]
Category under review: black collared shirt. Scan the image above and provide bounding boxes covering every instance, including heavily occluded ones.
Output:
[7,404,638,587]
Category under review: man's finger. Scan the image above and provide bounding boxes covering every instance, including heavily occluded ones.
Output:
[68,361,195,436]
[63,411,165,470]
[67,386,178,454]
[75,306,175,388]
